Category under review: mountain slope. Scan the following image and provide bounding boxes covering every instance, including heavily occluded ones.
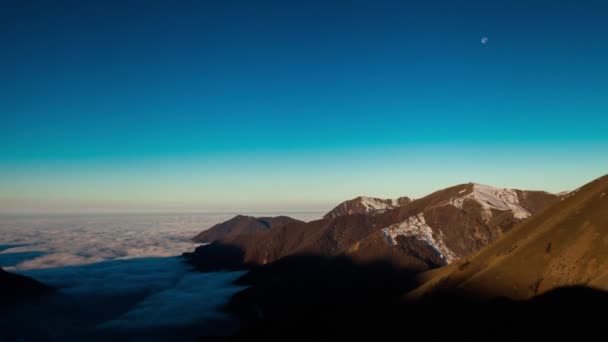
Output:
[408,174,608,300]
[192,215,303,244]
[190,183,558,271]
[323,196,412,219]
[377,183,558,261]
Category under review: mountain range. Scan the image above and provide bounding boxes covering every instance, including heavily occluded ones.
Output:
[189,174,608,340]
[188,182,559,271]
[4,174,608,340]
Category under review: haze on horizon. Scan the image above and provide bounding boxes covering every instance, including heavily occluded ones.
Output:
[2,0,608,213]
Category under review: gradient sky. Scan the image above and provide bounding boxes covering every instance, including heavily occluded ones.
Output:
[1,0,608,213]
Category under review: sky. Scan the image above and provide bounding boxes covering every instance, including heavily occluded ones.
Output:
[1,0,608,213]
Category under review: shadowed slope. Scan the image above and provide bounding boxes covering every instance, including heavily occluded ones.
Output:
[0,267,52,305]
[213,254,608,340]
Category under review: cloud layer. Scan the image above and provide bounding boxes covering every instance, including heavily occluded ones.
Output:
[0,213,234,269]
[0,212,322,270]
[0,212,320,339]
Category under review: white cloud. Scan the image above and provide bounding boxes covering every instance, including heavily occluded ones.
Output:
[99,267,246,330]
[0,213,235,270]
[0,212,322,270]
[0,212,320,338]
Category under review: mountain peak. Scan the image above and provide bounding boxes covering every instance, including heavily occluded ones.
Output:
[323,195,412,220]
[449,183,533,221]
[192,215,303,243]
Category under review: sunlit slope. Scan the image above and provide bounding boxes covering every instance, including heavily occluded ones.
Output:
[409,174,608,300]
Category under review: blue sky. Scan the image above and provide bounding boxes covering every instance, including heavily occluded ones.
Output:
[1,0,608,212]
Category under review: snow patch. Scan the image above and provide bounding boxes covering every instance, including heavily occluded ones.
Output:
[360,196,395,212]
[382,213,456,264]
[450,184,531,221]
[326,196,411,219]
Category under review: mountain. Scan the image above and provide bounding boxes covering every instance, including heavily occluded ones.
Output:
[323,196,412,220]
[338,183,558,269]
[189,183,558,271]
[0,267,51,305]
[408,174,608,300]
[375,183,559,263]
[192,215,303,244]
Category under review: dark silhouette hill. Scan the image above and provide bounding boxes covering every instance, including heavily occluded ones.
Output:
[0,267,52,305]
[202,251,608,340]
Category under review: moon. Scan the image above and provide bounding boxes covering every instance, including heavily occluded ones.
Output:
[481,36,489,45]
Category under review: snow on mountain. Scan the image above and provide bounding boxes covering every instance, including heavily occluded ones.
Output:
[360,197,398,211]
[449,183,532,221]
[324,196,412,219]
[382,213,457,264]
[377,183,558,266]
[409,174,608,301]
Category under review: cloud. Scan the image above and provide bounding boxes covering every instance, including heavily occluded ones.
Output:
[99,268,246,330]
[0,251,47,267]
[0,212,322,270]
[9,256,244,339]
[0,213,234,270]
[0,213,318,338]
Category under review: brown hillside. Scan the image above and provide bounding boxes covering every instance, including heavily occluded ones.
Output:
[190,183,558,271]
[192,215,302,244]
[408,174,608,300]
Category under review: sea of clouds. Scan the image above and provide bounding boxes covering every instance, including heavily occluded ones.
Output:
[0,213,236,270]
[0,212,322,340]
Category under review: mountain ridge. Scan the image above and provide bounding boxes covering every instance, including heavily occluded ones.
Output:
[323,195,413,219]
[189,182,559,271]
[408,174,608,300]
[192,215,303,244]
